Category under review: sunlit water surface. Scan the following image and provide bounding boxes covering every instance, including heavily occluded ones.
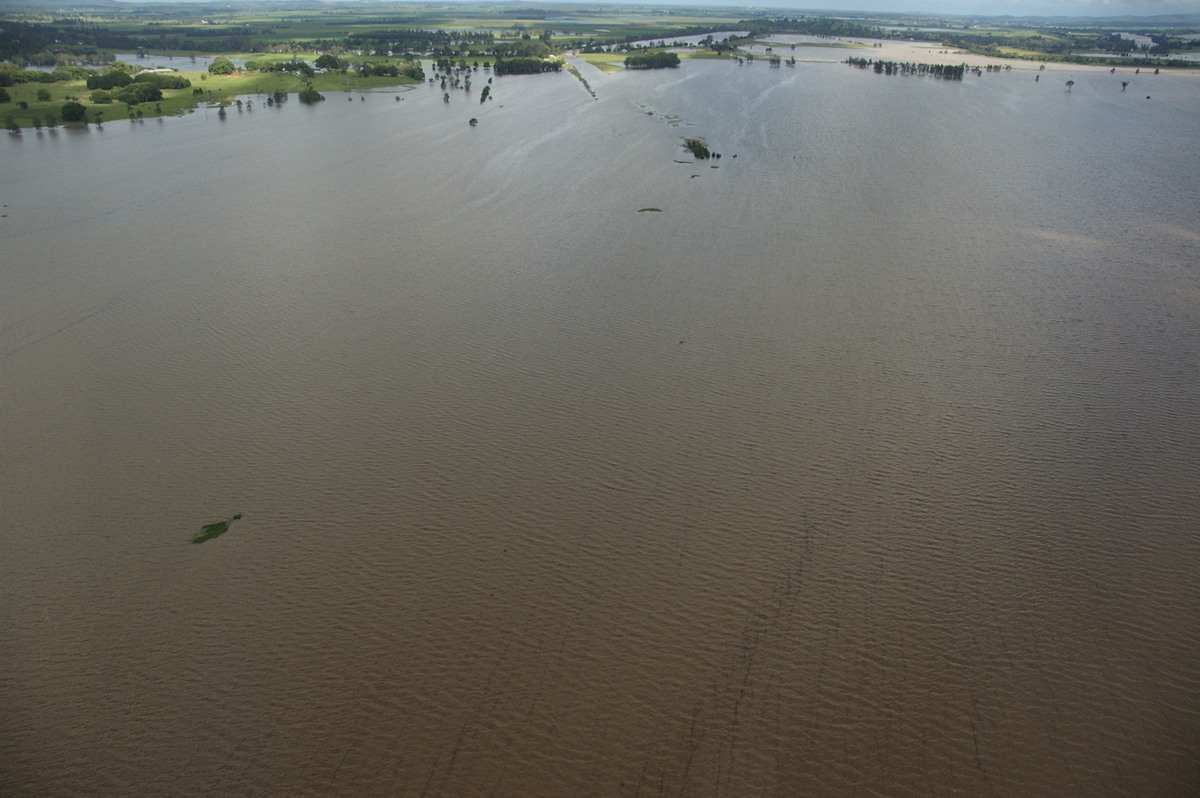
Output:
[3,60,1199,796]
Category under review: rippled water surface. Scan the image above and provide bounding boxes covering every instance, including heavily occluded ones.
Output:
[3,61,1200,796]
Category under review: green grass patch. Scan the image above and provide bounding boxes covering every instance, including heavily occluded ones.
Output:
[996,47,1047,58]
[757,39,861,50]
[578,52,627,72]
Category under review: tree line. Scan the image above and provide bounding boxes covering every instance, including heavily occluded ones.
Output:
[493,57,561,75]
[845,58,965,80]
[624,51,681,69]
[740,17,887,40]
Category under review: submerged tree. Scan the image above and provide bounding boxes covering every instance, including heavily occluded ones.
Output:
[298,83,325,104]
[1066,80,1075,92]
[683,137,711,159]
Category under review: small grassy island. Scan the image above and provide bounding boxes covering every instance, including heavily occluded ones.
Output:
[191,513,244,544]
[1,3,1197,130]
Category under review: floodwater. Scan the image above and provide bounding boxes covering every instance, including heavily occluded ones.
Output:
[2,59,1199,796]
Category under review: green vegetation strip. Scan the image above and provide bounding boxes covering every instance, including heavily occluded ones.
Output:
[2,66,423,128]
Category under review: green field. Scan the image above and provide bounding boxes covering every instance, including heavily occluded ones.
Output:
[578,52,627,72]
[2,67,424,129]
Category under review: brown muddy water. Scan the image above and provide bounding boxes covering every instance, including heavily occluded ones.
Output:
[2,60,1199,796]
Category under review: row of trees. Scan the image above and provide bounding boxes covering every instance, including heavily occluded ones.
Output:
[624,51,680,69]
[845,58,965,80]
[240,55,425,82]
[86,69,190,91]
[6,100,84,131]
[739,17,886,40]
[1,63,94,86]
[492,57,561,75]
[7,112,63,133]
[346,28,496,58]
[0,18,257,59]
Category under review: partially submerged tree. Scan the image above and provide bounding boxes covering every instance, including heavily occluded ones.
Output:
[683,137,711,159]
[298,83,325,103]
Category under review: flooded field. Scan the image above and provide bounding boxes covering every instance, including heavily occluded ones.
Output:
[2,58,1199,795]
